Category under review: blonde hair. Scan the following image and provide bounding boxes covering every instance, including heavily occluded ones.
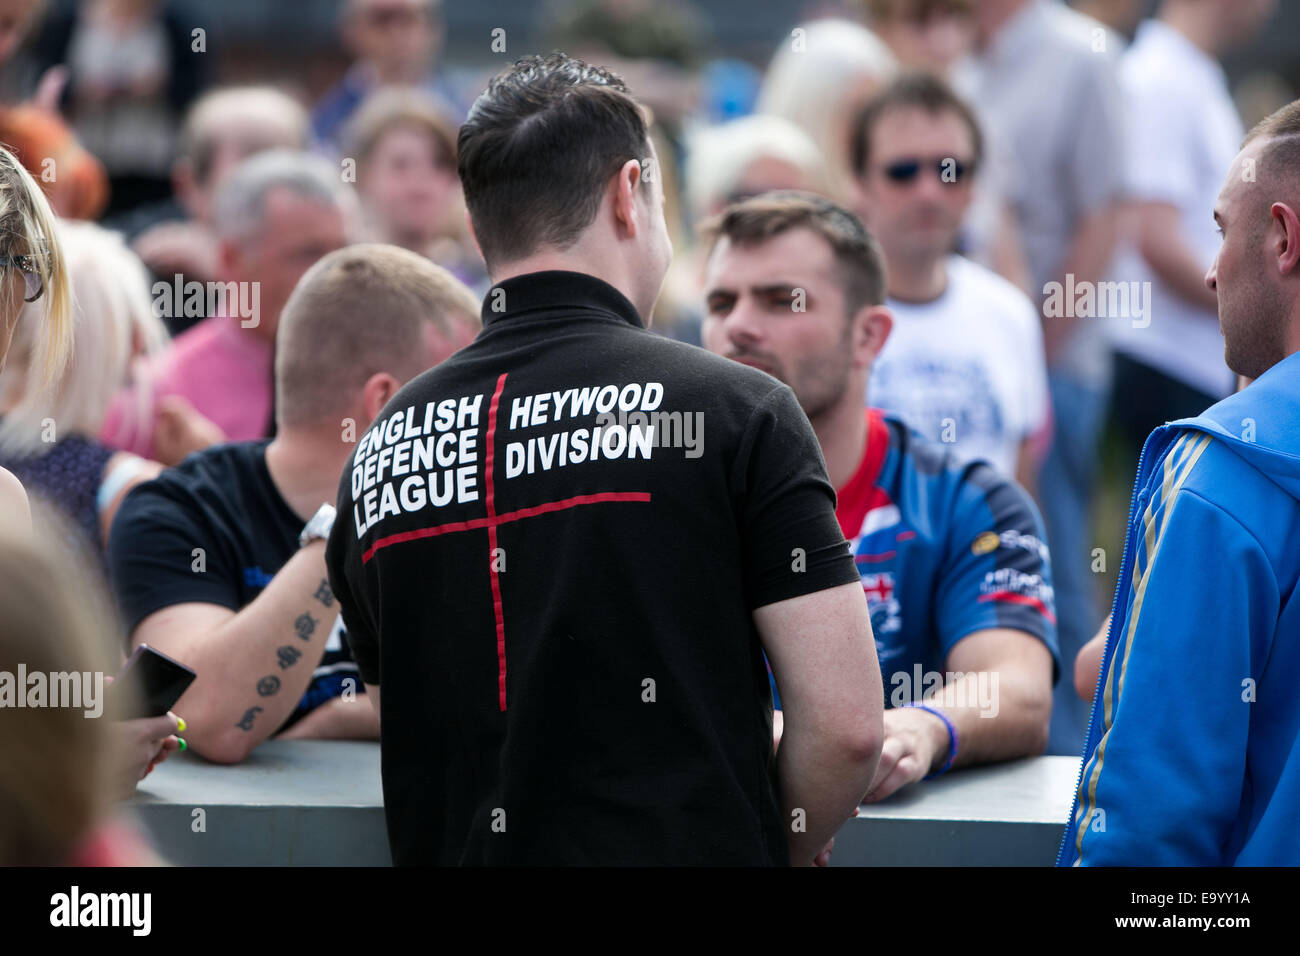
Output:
[0,144,72,392]
[276,243,480,429]
[684,115,831,223]
[180,86,310,186]
[0,502,119,865]
[0,221,168,457]
[756,20,898,200]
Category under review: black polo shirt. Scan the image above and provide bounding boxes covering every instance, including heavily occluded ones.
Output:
[326,270,859,865]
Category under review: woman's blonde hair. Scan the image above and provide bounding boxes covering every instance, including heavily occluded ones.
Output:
[0,503,118,865]
[756,20,898,201]
[0,144,72,393]
[0,221,167,457]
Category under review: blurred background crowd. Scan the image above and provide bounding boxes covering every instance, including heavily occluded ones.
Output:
[0,0,1295,865]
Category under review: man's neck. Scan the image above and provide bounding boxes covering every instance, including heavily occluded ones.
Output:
[811,388,870,492]
[490,251,645,318]
[264,428,354,523]
[1160,4,1222,58]
[886,252,948,304]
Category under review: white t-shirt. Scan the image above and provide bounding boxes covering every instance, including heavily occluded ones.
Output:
[1107,19,1241,398]
[869,255,1050,477]
[954,0,1126,389]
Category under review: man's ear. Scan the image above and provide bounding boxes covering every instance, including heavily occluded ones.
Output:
[1271,201,1300,277]
[852,304,893,370]
[361,371,402,424]
[611,159,644,239]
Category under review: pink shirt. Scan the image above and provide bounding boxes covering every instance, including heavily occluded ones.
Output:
[101,315,274,460]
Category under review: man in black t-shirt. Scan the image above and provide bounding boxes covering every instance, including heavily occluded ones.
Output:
[108,244,480,763]
[325,53,884,866]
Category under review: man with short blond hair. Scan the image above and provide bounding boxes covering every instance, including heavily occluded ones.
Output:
[108,244,478,765]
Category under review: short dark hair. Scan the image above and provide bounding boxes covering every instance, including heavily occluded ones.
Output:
[457,52,651,270]
[849,71,984,178]
[699,191,887,315]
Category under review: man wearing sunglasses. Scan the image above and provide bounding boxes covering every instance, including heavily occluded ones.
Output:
[850,72,1050,496]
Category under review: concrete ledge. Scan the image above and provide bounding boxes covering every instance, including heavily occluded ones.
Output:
[130,740,1079,866]
[835,755,1080,866]
[131,740,391,866]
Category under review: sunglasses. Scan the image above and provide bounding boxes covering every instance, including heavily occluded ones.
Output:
[0,254,43,302]
[881,157,974,185]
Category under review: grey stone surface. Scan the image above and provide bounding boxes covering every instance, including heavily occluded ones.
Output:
[129,741,1080,866]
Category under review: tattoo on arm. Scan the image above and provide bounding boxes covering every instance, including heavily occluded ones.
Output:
[314,579,334,606]
[256,675,281,696]
[294,612,318,641]
[235,706,263,731]
[277,645,302,669]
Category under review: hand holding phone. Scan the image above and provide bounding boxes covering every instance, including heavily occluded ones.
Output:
[110,644,197,721]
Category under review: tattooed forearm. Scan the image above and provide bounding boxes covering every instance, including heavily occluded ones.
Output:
[235,706,263,731]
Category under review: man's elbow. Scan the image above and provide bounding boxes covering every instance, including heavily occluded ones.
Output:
[848,725,884,767]
[188,726,260,765]
[1020,684,1054,756]
[1073,660,1095,703]
[828,716,883,768]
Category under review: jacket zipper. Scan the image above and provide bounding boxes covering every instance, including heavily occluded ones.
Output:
[1055,425,1167,866]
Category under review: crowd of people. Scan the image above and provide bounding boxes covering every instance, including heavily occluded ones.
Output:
[0,0,1297,867]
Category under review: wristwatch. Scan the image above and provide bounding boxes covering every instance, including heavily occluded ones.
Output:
[299,503,337,548]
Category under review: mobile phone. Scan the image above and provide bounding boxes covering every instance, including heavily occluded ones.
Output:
[111,644,197,721]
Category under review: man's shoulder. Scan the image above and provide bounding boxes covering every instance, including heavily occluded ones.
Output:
[1165,431,1293,511]
[402,330,789,411]
[123,440,268,512]
[154,317,229,381]
[885,417,1033,519]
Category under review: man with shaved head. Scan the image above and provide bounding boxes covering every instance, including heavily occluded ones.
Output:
[1059,100,1300,866]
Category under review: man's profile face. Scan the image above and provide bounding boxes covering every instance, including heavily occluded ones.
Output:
[1208,139,1288,380]
[701,228,855,421]
[856,106,975,267]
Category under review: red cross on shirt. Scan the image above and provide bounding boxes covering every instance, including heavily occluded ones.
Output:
[359,372,652,710]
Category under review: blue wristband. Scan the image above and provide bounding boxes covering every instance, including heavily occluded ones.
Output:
[902,702,958,779]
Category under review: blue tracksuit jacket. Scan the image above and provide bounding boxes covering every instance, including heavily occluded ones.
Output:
[1059,350,1300,865]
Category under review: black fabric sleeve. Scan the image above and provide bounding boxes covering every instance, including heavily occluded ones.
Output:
[733,385,860,610]
[106,480,242,638]
[326,473,381,686]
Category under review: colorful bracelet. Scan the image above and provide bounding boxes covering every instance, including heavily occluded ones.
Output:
[902,702,958,779]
